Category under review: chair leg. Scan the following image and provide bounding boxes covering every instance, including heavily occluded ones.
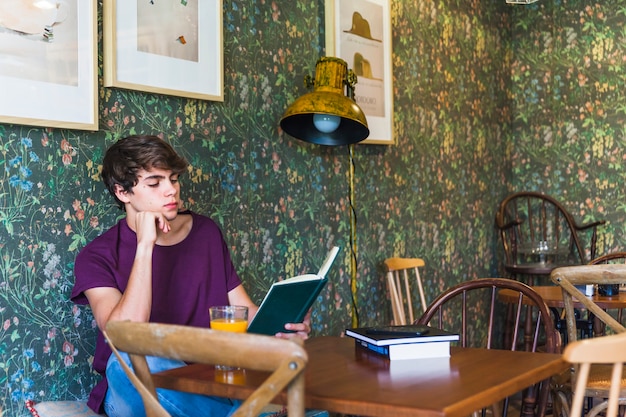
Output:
[520,391,537,417]
[550,389,571,417]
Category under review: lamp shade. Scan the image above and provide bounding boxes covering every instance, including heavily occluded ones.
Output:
[280,57,369,146]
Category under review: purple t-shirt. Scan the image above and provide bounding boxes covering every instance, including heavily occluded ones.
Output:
[70,211,242,413]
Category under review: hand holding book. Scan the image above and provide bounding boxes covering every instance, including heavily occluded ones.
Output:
[247,247,340,335]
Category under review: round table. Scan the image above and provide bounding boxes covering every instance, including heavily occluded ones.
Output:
[499,285,626,345]
[499,285,626,310]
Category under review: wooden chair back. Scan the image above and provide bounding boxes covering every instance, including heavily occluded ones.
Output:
[590,251,626,265]
[416,278,560,417]
[551,264,626,343]
[551,264,626,417]
[562,332,626,417]
[103,321,308,417]
[384,257,427,325]
[589,252,626,325]
[495,192,604,272]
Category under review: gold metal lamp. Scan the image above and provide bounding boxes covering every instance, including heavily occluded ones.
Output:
[280,56,369,146]
[280,56,369,327]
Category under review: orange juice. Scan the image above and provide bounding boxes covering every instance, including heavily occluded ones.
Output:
[215,368,246,385]
[210,318,248,333]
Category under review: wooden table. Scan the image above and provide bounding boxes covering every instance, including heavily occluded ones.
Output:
[499,285,626,310]
[153,336,569,417]
[499,286,626,341]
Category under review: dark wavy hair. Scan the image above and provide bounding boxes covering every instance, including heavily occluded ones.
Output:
[101,135,189,210]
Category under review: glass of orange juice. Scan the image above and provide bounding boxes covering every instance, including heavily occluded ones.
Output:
[209,305,248,371]
[209,305,248,332]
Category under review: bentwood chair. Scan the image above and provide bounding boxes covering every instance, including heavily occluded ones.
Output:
[585,251,626,334]
[590,251,626,299]
[104,321,308,417]
[384,257,427,325]
[553,252,626,343]
[495,192,605,285]
[551,264,626,417]
[562,332,626,417]
[590,251,626,265]
[416,278,560,417]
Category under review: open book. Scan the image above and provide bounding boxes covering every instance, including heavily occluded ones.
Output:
[247,246,340,335]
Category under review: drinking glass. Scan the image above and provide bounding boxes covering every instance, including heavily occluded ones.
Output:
[209,305,248,332]
[209,305,248,372]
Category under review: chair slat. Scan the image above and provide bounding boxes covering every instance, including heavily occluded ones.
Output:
[384,257,427,325]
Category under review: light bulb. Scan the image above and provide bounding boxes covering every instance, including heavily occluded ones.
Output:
[313,114,341,133]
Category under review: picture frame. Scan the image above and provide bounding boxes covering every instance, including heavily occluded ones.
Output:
[103,0,223,102]
[0,1,97,130]
[325,0,394,145]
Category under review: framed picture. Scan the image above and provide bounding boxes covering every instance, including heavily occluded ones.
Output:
[325,0,394,145]
[0,1,97,130]
[104,0,223,102]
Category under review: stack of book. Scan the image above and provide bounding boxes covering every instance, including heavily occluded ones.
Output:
[346,324,460,360]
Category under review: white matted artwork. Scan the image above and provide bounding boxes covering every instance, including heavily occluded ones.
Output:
[103,0,223,102]
[0,0,97,130]
[325,0,394,145]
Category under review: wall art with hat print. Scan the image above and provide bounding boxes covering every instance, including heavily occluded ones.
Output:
[325,0,394,145]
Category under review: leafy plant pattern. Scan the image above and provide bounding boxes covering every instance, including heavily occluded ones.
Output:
[1,1,620,416]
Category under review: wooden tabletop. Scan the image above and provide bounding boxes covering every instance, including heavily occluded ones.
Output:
[153,336,568,417]
[499,286,626,309]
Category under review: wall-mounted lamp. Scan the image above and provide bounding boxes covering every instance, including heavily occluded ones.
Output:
[280,56,369,327]
[280,56,369,146]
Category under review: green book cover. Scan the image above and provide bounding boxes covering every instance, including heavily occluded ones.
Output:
[248,247,339,335]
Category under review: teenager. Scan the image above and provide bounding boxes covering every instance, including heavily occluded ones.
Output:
[71,135,310,416]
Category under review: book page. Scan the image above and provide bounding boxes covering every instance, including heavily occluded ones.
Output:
[317,246,340,276]
[274,274,320,285]
[274,246,340,285]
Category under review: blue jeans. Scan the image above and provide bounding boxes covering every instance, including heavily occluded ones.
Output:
[104,352,240,417]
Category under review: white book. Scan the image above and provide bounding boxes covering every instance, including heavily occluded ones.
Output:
[355,338,452,360]
[346,325,459,346]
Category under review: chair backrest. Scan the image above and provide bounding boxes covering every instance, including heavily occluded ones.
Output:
[103,321,308,417]
[416,278,560,417]
[495,192,604,268]
[590,252,626,321]
[551,264,626,344]
[562,331,626,417]
[384,257,427,325]
[590,251,626,265]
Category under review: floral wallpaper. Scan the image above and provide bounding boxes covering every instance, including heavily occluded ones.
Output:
[509,1,626,257]
[8,0,624,415]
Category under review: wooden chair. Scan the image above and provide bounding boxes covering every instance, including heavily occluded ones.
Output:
[590,251,626,298]
[24,400,102,417]
[562,331,626,417]
[590,251,626,265]
[416,278,561,417]
[103,321,308,417]
[551,264,626,417]
[553,252,626,342]
[384,257,427,325]
[586,251,626,332]
[495,191,605,284]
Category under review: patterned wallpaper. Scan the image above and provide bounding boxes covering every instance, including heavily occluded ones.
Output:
[510,1,626,255]
[5,0,622,415]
